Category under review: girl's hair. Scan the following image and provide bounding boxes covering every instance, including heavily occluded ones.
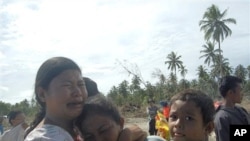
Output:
[170,89,215,125]
[7,110,23,125]
[75,94,121,133]
[25,57,81,138]
[83,77,100,97]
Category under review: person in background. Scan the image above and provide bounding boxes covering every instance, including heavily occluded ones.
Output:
[76,94,154,141]
[0,110,28,141]
[147,99,159,135]
[159,101,170,121]
[0,116,4,135]
[214,76,250,141]
[168,89,215,141]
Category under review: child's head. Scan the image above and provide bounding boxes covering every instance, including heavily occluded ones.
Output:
[169,89,215,141]
[76,95,124,141]
[8,110,25,127]
[84,77,100,97]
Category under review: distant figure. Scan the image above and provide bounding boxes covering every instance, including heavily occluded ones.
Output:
[159,101,170,121]
[147,99,159,135]
[168,89,215,141]
[0,116,4,135]
[0,110,28,141]
[214,76,250,141]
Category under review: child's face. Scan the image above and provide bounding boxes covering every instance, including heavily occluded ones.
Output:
[11,113,26,127]
[168,100,207,141]
[80,114,124,141]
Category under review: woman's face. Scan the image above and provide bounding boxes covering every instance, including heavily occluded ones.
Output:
[81,114,124,141]
[42,69,88,121]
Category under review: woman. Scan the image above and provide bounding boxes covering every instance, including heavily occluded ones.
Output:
[24,56,146,141]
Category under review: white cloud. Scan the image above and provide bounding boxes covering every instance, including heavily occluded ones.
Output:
[0,0,249,104]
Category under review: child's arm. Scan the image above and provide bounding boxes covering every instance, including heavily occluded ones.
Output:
[118,124,147,141]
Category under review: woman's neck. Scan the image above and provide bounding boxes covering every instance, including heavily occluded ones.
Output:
[44,115,75,136]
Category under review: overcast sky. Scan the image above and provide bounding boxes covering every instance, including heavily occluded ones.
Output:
[0,0,249,104]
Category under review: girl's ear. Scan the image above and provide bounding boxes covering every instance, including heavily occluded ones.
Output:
[37,87,46,102]
[205,121,214,135]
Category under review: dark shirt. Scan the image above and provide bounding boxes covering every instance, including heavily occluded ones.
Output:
[214,105,250,141]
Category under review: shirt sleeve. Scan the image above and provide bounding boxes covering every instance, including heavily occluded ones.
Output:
[214,113,230,141]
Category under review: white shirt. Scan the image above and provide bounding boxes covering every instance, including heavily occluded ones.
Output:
[0,123,25,141]
[25,124,74,141]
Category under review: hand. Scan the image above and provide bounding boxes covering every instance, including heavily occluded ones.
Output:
[118,124,147,141]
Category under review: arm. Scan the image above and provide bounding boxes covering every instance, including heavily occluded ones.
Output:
[214,114,230,141]
[118,124,147,141]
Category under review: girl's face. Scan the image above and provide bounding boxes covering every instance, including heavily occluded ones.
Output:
[169,100,207,141]
[41,69,88,121]
[81,114,124,141]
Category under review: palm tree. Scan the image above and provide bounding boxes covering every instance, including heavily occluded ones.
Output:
[179,65,188,80]
[234,64,247,82]
[164,51,183,77]
[211,55,232,78]
[200,41,219,66]
[196,65,209,80]
[199,4,236,77]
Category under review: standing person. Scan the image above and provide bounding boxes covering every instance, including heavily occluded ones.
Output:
[24,56,146,141]
[214,75,250,141]
[76,94,157,141]
[168,89,215,141]
[0,116,4,135]
[159,101,170,121]
[0,110,28,141]
[147,99,158,135]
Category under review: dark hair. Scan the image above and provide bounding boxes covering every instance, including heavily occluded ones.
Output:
[84,77,100,97]
[75,95,121,133]
[25,57,81,138]
[219,75,242,97]
[7,110,23,125]
[170,89,215,125]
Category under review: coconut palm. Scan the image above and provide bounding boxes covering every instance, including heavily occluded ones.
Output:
[164,51,183,77]
[200,41,220,66]
[196,65,209,80]
[179,65,188,80]
[199,4,236,77]
[234,64,247,81]
[211,55,232,78]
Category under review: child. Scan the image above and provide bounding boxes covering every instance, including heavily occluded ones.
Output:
[76,95,163,141]
[0,110,28,141]
[168,89,215,141]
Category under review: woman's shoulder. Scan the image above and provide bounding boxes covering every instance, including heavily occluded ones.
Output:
[25,124,74,141]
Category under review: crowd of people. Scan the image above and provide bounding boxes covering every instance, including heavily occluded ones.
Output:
[0,56,250,141]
